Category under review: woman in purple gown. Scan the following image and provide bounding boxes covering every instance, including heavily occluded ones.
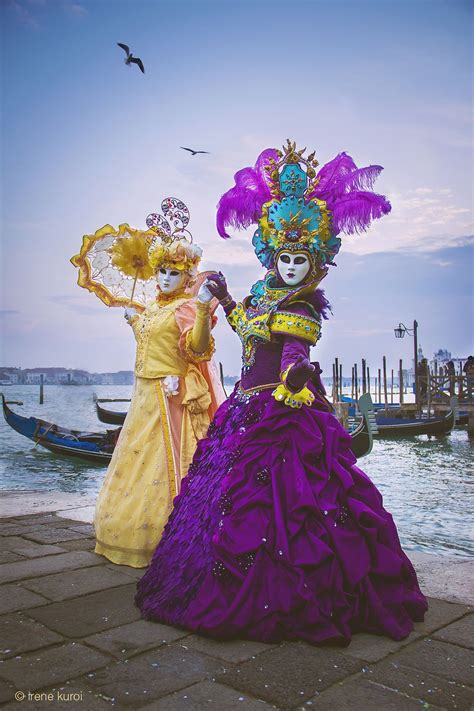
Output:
[135,141,427,645]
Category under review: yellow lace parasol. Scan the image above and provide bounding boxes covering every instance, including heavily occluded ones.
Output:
[71,198,200,312]
[71,223,160,312]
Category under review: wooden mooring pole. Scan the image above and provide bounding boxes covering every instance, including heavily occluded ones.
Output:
[362,359,367,394]
[399,359,404,406]
[39,374,44,405]
[354,363,359,411]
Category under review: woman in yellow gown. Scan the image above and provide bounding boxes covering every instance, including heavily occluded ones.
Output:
[94,239,225,567]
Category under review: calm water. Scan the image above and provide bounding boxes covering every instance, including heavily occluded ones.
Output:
[1,385,473,558]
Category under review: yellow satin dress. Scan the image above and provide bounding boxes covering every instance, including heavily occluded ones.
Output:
[93,294,223,567]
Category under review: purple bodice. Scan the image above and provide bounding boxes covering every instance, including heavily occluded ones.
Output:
[234,297,320,391]
[240,342,284,390]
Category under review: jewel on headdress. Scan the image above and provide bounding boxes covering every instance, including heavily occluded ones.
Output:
[216,140,391,281]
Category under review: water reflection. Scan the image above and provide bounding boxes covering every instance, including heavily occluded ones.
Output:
[365,430,473,558]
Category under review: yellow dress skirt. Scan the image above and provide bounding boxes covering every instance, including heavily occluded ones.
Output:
[93,369,211,567]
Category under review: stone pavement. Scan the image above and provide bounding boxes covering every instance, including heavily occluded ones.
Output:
[0,511,472,711]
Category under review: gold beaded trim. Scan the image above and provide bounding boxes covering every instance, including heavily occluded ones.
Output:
[182,329,216,363]
[227,303,272,367]
[238,381,281,395]
[155,381,177,499]
[270,311,321,345]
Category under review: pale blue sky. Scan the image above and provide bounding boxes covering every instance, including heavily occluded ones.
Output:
[1,0,472,377]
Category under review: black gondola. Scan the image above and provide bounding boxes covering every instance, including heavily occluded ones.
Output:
[95,400,128,425]
[2,394,119,464]
[347,393,377,458]
[3,387,374,465]
[94,388,375,459]
[94,394,129,425]
[375,408,455,437]
[94,393,374,458]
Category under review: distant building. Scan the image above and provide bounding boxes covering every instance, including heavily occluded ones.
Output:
[25,371,49,384]
[113,371,134,385]
[0,368,20,384]
[432,349,452,367]
[0,366,133,385]
[97,371,134,385]
[99,374,115,385]
[20,368,92,385]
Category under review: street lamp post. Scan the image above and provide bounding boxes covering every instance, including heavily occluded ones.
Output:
[394,320,419,410]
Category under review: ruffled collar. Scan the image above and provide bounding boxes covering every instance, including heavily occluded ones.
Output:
[155,288,189,307]
[246,272,321,314]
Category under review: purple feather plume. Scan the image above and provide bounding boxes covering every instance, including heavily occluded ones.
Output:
[310,288,331,319]
[311,152,358,196]
[309,152,391,235]
[216,148,278,238]
[216,147,391,240]
[328,191,391,235]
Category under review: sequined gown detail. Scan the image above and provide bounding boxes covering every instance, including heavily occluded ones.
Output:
[135,287,427,643]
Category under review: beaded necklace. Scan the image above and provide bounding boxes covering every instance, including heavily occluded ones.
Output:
[155,289,188,307]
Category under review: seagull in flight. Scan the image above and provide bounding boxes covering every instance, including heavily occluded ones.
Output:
[117,43,145,74]
[180,146,210,156]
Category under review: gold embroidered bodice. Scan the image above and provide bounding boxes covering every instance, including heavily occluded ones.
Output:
[131,297,191,378]
[226,277,322,371]
[227,303,320,369]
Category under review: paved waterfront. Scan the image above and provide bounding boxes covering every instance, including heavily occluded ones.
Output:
[0,505,472,710]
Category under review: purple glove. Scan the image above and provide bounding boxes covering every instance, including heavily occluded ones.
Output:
[286,355,316,392]
[206,272,236,315]
[206,272,229,301]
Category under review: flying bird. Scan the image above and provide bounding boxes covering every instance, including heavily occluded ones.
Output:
[180,146,210,156]
[117,43,145,74]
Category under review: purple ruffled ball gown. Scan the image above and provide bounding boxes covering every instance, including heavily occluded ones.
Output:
[135,289,427,646]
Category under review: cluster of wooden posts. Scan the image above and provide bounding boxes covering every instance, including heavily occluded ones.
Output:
[331,357,408,408]
[331,357,472,414]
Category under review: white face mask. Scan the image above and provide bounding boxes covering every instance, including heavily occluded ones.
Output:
[277,251,311,286]
[157,268,187,294]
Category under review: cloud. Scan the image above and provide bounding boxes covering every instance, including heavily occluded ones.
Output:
[63,2,88,17]
[6,0,88,28]
[428,259,454,268]
[0,309,20,316]
[7,0,40,29]
[343,186,473,256]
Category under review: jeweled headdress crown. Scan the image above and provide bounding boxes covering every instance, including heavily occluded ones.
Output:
[216,139,391,283]
[252,140,341,280]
